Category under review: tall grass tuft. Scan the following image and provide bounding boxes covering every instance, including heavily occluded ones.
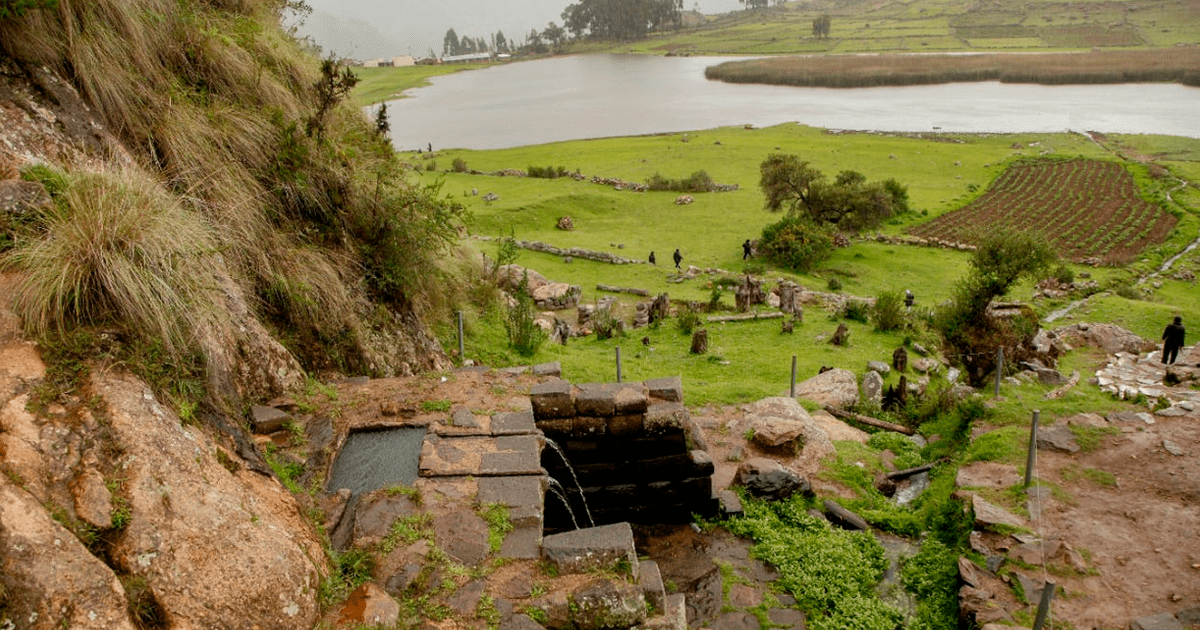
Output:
[3,168,218,358]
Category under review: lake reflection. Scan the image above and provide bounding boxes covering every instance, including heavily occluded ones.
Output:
[383,54,1200,151]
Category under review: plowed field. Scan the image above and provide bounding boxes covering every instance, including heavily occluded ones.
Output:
[909,159,1177,264]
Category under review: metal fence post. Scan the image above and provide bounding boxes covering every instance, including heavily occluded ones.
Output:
[616,346,622,383]
[994,346,1004,397]
[456,311,464,363]
[1025,409,1040,488]
[790,355,797,398]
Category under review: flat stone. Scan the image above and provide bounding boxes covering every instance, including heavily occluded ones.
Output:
[420,435,541,477]
[492,410,536,435]
[718,490,743,517]
[867,360,891,375]
[1062,412,1107,428]
[570,578,647,630]
[613,385,649,414]
[956,462,1021,489]
[482,450,542,476]
[575,383,617,417]
[478,476,543,517]
[639,559,666,611]
[249,405,289,434]
[533,362,562,377]
[434,509,491,567]
[645,376,683,402]
[501,522,542,559]
[1108,410,1155,424]
[971,494,1026,530]
[541,522,638,576]
[531,379,574,419]
[735,458,809,501]
[352,493,422,546]
[451,405,482,428]
[1163,440,1185,456]
[1036,423,1079,454]
[709,611,759,630]
[767,608,806,629]
[642,593,687,630]
[749,417,805,449]
[447,579,487,616]
[645,402,688,435]
[501,614,547,630]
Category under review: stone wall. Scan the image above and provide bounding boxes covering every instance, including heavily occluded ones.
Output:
[530,377,717,532]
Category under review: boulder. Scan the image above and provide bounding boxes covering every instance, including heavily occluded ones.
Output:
[743,397,837,470]
[1053,322,1154,355]
[793,368,858,409]
[748,416,805,452]
[1131,613,1186,630]
[970,494,1026,530]
[1036,423,1080,454]
[569,579,647,630]
[861,370,884,407]
[338,582,400,628]
[867,360,891,375]
[0,180,52,217]
[541,522,639,576]
[497,265,550,292]
[733,458,810,501]
[0,475,137,630]
[98,371,326,630]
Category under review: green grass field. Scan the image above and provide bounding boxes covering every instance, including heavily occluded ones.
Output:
[350,64,491,107]
[417,124,1200,406]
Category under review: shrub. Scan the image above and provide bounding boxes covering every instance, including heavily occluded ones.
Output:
[827,277,842,292]
[758,215,835,272]
[839,299,870,323]
[527,165,570,179]
[645,170,718,192]
[871,291,905,332]
[505,274,547,357]
[452,157,468,173]
[1052,263,1074,284]
[2,168,218,359]
[676,306,703,334]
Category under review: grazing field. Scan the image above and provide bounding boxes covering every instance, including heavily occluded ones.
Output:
[349,64,490,107]
[601,0,1200,56]
[908,159,1178,264]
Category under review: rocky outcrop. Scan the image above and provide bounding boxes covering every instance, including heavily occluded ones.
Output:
[97,371,328,630]
[742,397,836,472]
[1052,322,1155,355]
[793,368,859,409]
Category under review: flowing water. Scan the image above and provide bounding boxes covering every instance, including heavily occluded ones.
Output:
[382,54,1200,151]
[326,426,427,494]
[546,478,580,530]
[543,438,595,528]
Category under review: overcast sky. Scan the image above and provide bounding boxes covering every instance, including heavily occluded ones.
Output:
[297,0,746,59]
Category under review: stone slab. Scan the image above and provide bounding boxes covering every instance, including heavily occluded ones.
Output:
[956,462,1021,490]
[576,383,618,417]
[541,522,639,576]
[500,522,542,560]
[420,434,541,477]
[645,376,683,402]
[492,410,537,435]
[477,475,544,510]
[645,402,688,435]
[531,379,574,419]
[639,559,666,611]
[1131,613,1187,630]
[971,494,1026,530]
[481,451,542,476]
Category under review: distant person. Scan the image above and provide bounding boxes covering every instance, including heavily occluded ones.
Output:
[904,289,914,309]
[742,239,752,260]
[427,142,433,153]
[1161,316,1186,365]
[649,251,656,265]
[673,248,682,270]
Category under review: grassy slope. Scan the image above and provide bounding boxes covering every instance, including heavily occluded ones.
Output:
[350,64,490,107]
[603,0,1200,55]
[420,124,1200,407]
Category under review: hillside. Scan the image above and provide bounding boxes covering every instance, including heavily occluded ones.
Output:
[604,0,1200,55]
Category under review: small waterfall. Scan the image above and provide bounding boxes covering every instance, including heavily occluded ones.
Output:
[543,438,596,528]
[546,478,580,530]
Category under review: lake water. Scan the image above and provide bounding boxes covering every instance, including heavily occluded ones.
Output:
[383,53,1200,151]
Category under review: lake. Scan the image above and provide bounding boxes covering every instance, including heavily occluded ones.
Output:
[383,53,1200,151]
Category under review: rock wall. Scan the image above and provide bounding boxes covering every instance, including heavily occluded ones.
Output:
[530,377,717,531]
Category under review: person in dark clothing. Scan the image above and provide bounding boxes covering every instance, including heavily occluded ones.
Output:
[742,239,752,260]
[904,289,914,309]
[1162,316,1186,364]
[672,248,682,269]
[649,251,656,265]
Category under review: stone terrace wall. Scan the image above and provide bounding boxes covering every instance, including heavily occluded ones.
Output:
[530,377,717,532]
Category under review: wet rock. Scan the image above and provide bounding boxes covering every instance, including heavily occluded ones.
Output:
[570,578,647,630]
[541,522,639,576]
[339,582,399,627]
[734,458,810,501]
[433,508,492,567]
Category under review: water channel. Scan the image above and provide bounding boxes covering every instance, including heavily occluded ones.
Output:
[383,53,1200,151]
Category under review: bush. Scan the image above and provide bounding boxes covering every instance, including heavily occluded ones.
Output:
[452,157,468,173]
[504,273,547,357]
[838,299,870,323]
[827,277,842,292]
[758,215,835,272]
[871,291,905,331]
[1052,263,1075,284]
[645,170,718,192]
[527,165,570,179]
[676,306,703,334]
[2,168,218,359]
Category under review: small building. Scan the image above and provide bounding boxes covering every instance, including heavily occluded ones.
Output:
[442,52,492,64]
[391,55,415,67]
[362,57,387,68]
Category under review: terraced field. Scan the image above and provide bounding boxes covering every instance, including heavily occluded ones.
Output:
[908,159,1177,264]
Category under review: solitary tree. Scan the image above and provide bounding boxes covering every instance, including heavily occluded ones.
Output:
[759,153,824,216]
[307,54,359,140]
[543,22,566,50]
[739,0,768,8]
[812,14,831,38]
[443,28,460,56]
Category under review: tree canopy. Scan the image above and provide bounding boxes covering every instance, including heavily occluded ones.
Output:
[758,153,908,232]
[561,0,682,41]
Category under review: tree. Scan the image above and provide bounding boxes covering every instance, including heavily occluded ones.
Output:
[759,153,824,215]
[739,0,768,9]
[494,30,509,53]
[758,154,907,232]
[812,14,831,38]
[757,215,835,271]
[443,28,460,56]
[373,103,389,138]
[936,230,1057,385]
[559,0,681,41]
[543,22,566,50]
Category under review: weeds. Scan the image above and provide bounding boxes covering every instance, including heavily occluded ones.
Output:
[479,503,513,554]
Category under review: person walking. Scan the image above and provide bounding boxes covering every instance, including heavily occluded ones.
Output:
[742,239,752,260]
[649,251,656,265]
[1162,316,1186,364]
[672,248,682,270]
